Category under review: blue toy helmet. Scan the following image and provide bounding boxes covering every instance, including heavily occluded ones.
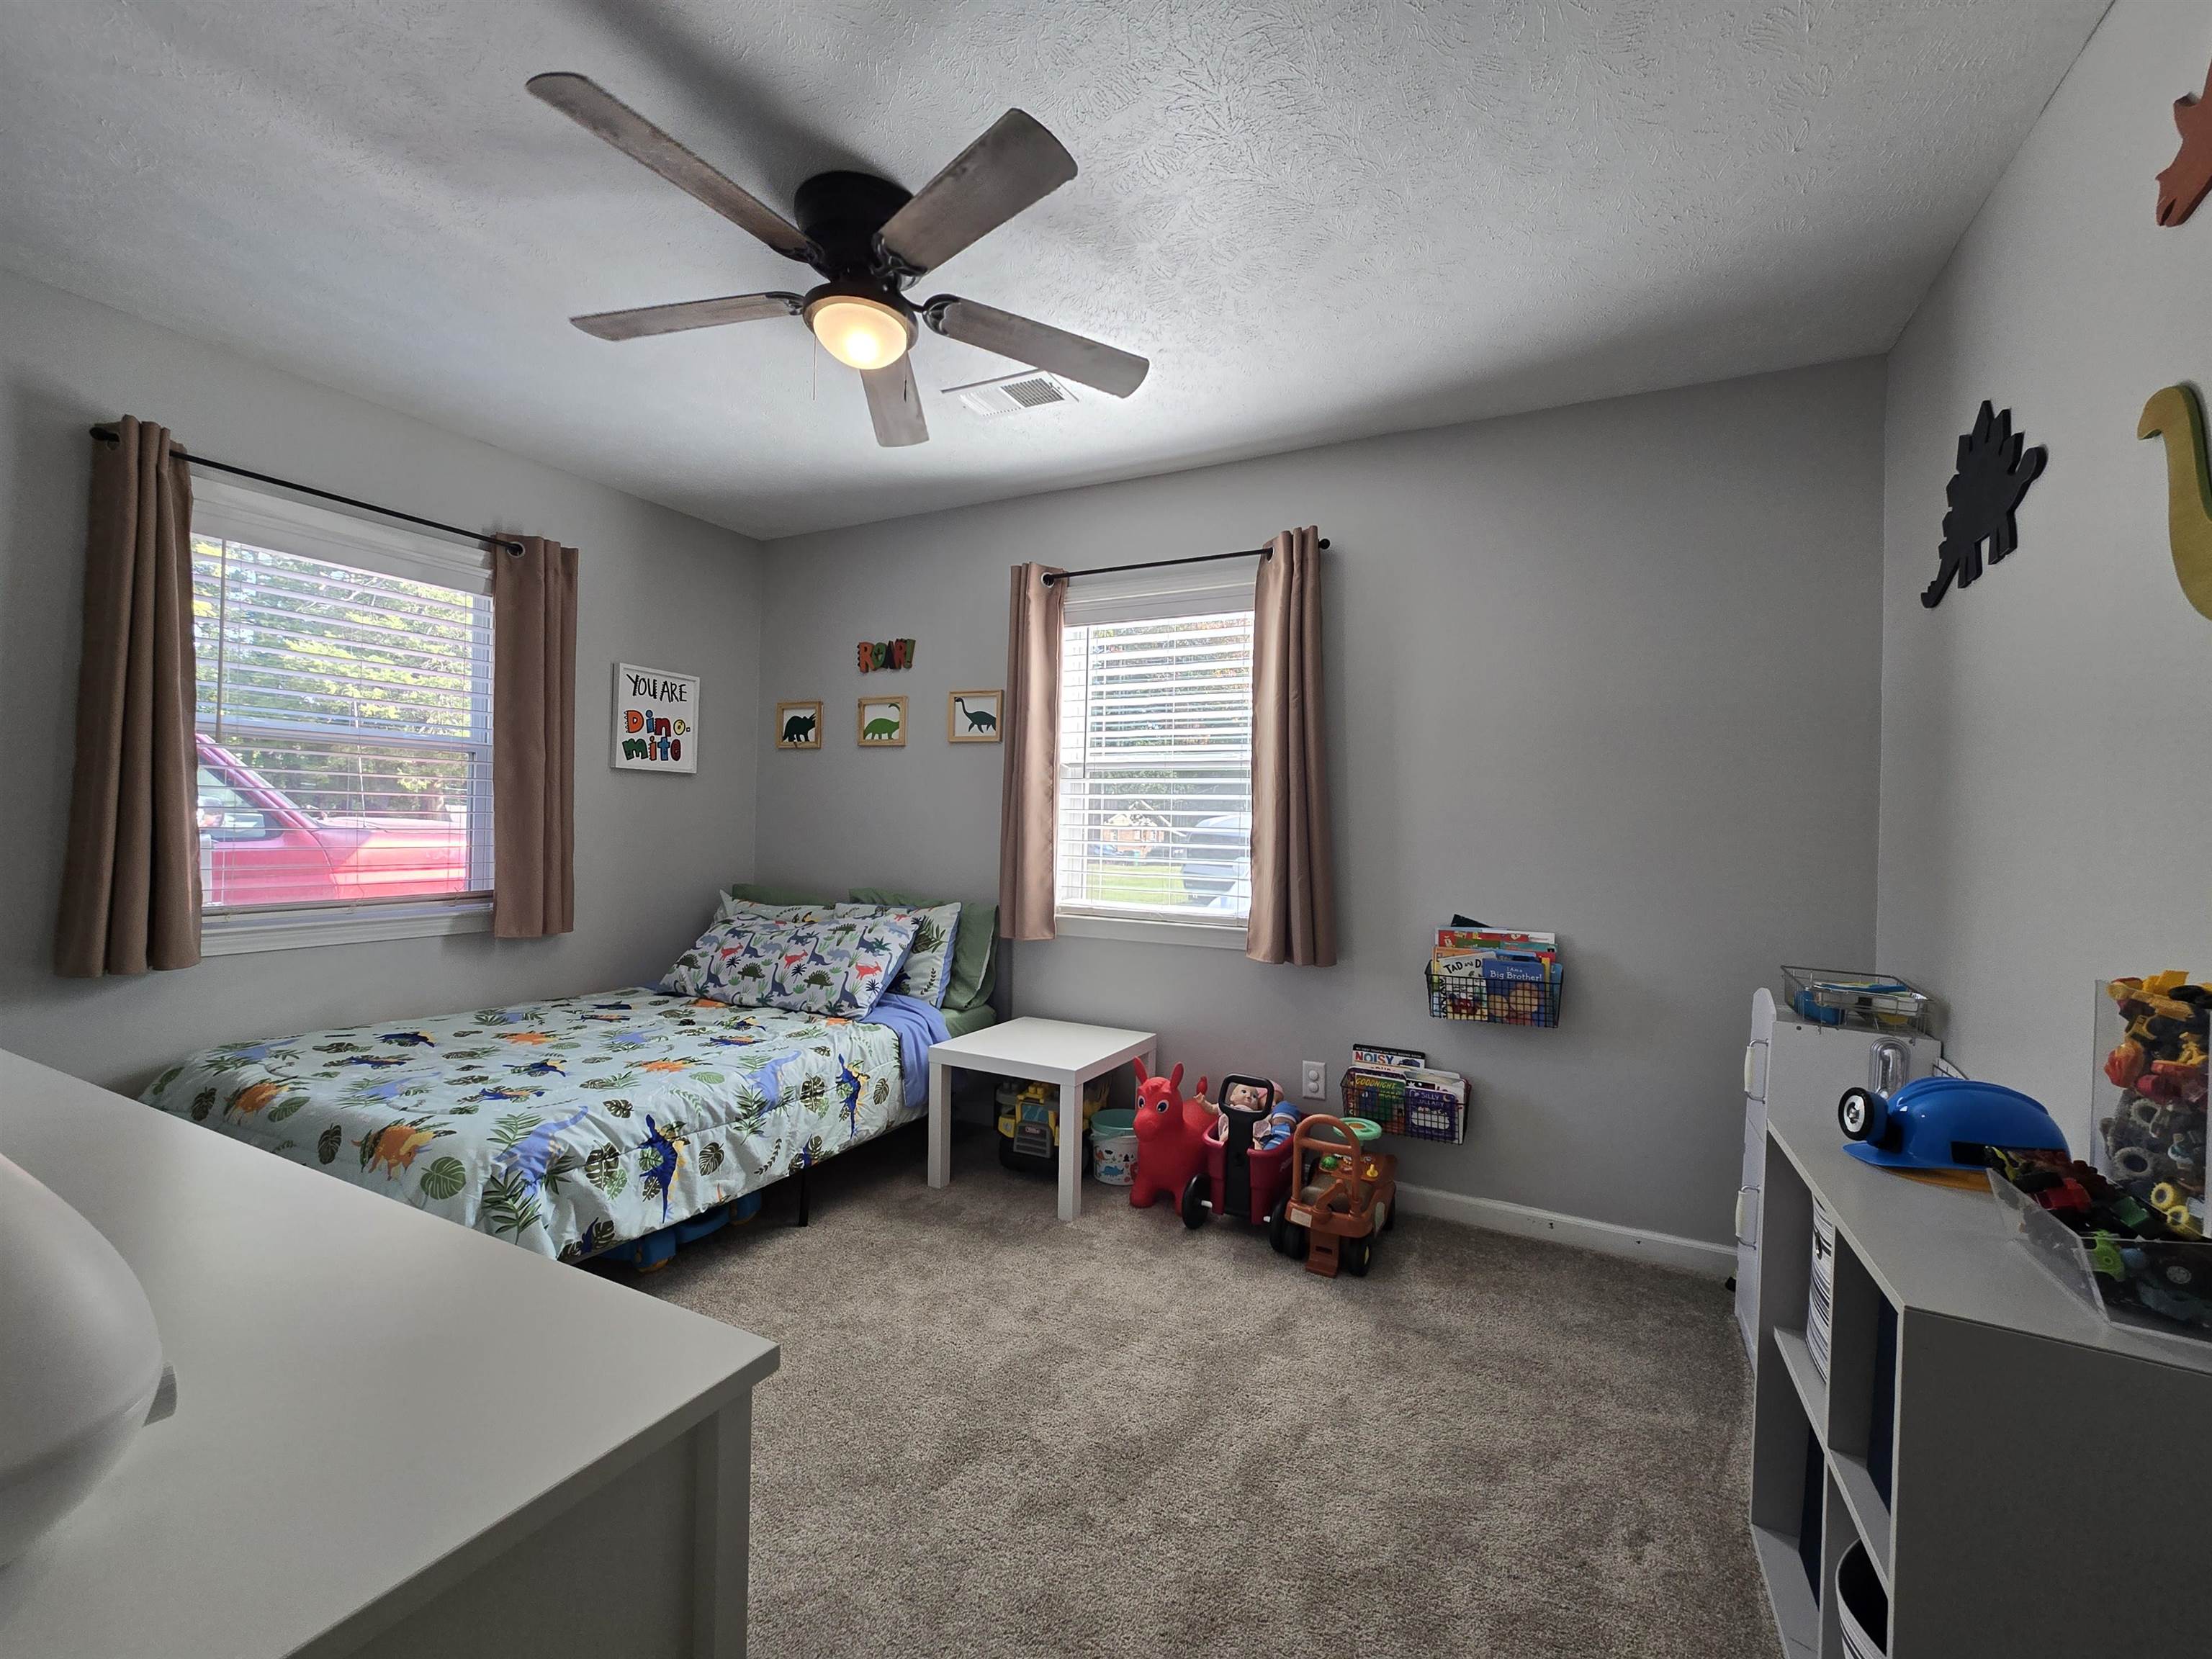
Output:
[1836,1077,2068,1170]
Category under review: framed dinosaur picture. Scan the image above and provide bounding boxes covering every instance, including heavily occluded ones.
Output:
[774,700,822,750]
[948,688,1002,743]
[857,695,907,748]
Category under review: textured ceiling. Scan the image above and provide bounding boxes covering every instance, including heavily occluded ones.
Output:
[1,0,2105,539]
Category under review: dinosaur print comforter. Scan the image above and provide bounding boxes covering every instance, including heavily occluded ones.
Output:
[140,989,920,1262]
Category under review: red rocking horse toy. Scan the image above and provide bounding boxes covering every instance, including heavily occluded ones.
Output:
[1128,1058,1210,1213]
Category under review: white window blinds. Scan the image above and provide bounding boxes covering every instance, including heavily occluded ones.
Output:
[1056,560,1256,924]
[189,477,493,918]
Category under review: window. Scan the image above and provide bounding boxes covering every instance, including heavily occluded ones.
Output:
[189,475,494,952]
[1056,563,1255,938]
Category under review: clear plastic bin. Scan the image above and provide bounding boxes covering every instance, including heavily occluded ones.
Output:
[1779,968,1933,1035]
[1987,1159,2212,1344]
[2090,977,2206,1238]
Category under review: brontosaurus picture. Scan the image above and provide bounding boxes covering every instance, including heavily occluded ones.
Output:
[857,695,907,747]
[2155,57,2212,228]
[774,699,822,750]
[1922,400,2047,609]
[2138,384,2212,620]
[948,688,1004,743]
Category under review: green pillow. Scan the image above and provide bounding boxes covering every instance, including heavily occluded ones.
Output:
[724,881,834,908]
[850,887,996,1011]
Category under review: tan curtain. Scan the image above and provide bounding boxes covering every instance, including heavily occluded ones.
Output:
[55,418,202,977]
[1247,526,1336,966]
[998,561,1065,940]
[492,536,578,938]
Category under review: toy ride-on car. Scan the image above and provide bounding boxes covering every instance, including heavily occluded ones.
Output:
[1272,1114,1396,1277]
[1178,1074,1298,1231]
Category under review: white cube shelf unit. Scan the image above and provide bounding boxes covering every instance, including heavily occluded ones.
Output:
[1749,1061,2212,1657]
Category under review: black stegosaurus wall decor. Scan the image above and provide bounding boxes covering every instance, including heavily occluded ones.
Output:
[1922,400,2048,608]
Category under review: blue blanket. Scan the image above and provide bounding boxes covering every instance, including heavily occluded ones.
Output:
[866,992,951,1108]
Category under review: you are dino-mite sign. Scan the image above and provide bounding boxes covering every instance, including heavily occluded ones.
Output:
[612,662,700,775]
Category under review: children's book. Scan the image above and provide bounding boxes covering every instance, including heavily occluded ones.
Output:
[1435,927,1557,956]
[1351,1043,1426,1070]
[1407,1069,1467,1102]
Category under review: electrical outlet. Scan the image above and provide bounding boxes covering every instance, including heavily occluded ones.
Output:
[1301,1061,1326,1100]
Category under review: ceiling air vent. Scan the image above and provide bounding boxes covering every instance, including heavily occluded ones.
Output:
[946,370,1078,418]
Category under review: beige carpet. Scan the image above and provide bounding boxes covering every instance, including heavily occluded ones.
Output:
[626,1125,1774,1659]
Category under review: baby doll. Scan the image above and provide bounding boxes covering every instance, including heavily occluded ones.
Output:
[1218,1078,1299,1149]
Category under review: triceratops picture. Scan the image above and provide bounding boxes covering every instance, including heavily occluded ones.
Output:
[1921,400,2048,609]
[774,699,822,750]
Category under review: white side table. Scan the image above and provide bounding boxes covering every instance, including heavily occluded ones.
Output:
[927,1017,1157,1221]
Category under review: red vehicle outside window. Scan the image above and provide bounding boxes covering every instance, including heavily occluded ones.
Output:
[196,734,471,909]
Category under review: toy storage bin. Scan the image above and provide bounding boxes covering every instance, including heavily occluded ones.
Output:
[1835,1540,1888,1657]
[1777,968,1932,1035]
[2091,977,2206,1237]
[1090,1107,1137,1184]
[1986,1161,2212,1343]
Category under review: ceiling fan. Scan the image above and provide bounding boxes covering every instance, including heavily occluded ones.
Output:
[526,73,1150,448]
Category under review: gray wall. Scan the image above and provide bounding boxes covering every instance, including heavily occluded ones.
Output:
[754,359,1889,1245]
[1876,1,2212,1149]
[0,271,765,1090]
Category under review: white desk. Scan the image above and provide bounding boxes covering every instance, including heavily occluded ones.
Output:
[926,1017,1156,1220]
[0,1048,779,1659]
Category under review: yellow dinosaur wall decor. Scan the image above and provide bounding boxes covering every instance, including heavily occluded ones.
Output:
[2138,384,2212,620]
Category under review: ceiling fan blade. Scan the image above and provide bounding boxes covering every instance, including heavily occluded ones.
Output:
[526,72,814,262]
[923,297,1148,397]
[860,358,929,448]
[876,110,1076,274]
[572,292,801,341]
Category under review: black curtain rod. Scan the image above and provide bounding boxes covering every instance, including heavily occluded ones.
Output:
[89,424,527,554]
[1042,538,1329,587]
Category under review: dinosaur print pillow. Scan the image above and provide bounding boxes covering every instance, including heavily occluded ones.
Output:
[833,902,961,1007]
[664,912,918,1018]
[714,893,837,925]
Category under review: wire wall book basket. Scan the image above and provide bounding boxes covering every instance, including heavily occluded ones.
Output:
[1340,1067,1467,1143]
[1425,959,1564,1028]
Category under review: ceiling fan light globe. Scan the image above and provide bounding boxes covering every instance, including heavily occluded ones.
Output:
[838,330,893,369]
[807,295,913,371]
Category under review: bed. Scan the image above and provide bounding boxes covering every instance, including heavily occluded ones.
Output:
[141,986,992,1264]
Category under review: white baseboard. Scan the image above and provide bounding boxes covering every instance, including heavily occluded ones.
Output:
[1395,1182,1736,1280]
